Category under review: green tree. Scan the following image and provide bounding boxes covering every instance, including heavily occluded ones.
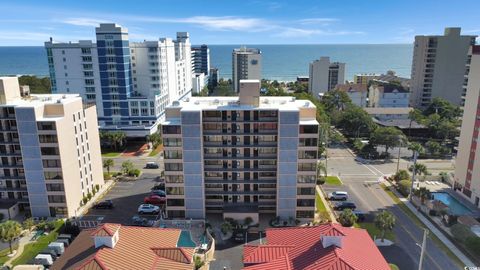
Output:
[121,161,134,175]
[369,127,405,156]
[408,142,425,156]
[338,106,376,137]
[244,216,254,226]
[22,218,35,231]
[111,132,126,151]
[425,141,442,157]
[409,163,429,177]
[316,161,327,185]
[321,90,352,111]
[338,209,358,227]
[414,187,431,204]
[103,159,114,174]
[220,221,233,234]
[374,211,396,242]
[393,169,410,182]
[423,98,462,120]
[18,75,51,94]
[0,220,22,253]
[194,255,205,270]
[147,132,163,149]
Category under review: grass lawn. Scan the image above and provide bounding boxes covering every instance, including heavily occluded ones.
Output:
[0,243,19,265]
[101,151,122,157]
[148,145,163,157]
[316,189,327,212]
[380,183,464,268]
[389,264,399,270]
[12,220,64,266]
[325,176,342,186]
[355,222,395,241]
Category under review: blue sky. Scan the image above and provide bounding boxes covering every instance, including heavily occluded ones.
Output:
[0,0,479,45]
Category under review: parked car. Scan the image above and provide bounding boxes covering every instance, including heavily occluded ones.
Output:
[94,200,114,209]
[131,215,154,227]
[334,202,357,211]
[328,191,348,201]
[34,254,53,267]
[39,248,57,261]
[144,195,166,205]
[353,210,367,222]
[137,204,160,215]
[151,190,166,197]
[48,242,65,256]
[145,162,159,169]
[151,183,165,191]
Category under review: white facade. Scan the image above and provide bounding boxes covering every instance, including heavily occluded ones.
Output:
[45,24,193,137]
[192,73,206,94]
[410,27,476,108]
[232,47,262,92]
[368,83,410,108]
[309,57,345,98]
[335,84,368,107]
[454,45,480,208]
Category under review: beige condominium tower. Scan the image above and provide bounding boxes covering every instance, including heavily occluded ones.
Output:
[0,77,104,218]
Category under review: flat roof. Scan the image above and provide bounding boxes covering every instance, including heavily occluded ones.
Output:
[364,107,413,115]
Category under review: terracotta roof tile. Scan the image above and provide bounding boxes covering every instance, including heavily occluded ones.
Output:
[243,223,389,270]
[90,223,120,237]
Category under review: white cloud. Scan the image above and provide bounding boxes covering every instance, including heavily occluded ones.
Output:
[464,29,480,34]
[61,18,111,27]
[297,18,339,25]
[274,27,364,38]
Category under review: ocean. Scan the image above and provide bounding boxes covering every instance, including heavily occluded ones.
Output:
[0,44,413,81]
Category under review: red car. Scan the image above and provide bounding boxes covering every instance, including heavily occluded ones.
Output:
[144,195,166,205]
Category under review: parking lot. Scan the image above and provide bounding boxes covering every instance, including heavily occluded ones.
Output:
[80,166,164,227]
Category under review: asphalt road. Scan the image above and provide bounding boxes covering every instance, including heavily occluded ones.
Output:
[325,145,462,270]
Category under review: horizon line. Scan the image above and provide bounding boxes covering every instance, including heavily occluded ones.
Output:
[0,43,413,47]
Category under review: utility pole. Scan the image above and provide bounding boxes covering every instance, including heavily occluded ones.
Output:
[396,146,401,173]
[409,151,418,201]
[418,228,428,270]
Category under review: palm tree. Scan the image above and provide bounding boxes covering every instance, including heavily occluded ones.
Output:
[316,161,327,185]
[409,163,429,178]
[103,159,114,174]
[338,209,358,227]
[374,211,396,242]
[408,142,425,157]
[414,187,431,204]
[0,220,22,253]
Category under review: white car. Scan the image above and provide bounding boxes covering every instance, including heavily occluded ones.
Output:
[328,191,348,201]
[137,204,160,214]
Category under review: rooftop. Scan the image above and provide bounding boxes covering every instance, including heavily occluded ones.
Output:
[373,118,425,129]
[364,107,413,115]
[51,223,195,270]
[335,83,368,93]
[243,223,390,270]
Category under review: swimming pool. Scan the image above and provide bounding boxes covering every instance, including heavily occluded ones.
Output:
[177,230,197,248]
[431,192,472,215]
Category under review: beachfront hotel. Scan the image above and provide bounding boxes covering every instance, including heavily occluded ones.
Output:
[410,27,476,108]
[45,23,192,137]
[308,56,346,98]
[454,45,480,208]
[0,77,104,218]
[161,80,319,222]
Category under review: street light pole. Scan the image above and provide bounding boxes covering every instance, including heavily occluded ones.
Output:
[409,151,418,202]
[418,228,428,270]
[396,146,401,173]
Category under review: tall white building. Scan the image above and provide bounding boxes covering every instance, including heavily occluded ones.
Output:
[309,57,345,98]
[454,45,480,208]
[232,47,262,92]
[45,24,193,137]
[410,27,476,108]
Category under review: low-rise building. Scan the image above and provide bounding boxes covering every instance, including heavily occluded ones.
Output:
[368,81,410,107]
[51,223,196,270]
[335,83,368,107]
[243,223,390,270]
[0,77,104,218]
[354,70,410,88]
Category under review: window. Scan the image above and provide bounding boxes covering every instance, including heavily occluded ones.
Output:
[166,187,184,195]
[85,79,95,85]
[162,126,181,134]
[41,147,60,155]
[84,71,94,77]
[300,125,318,134]
[48,195,66,203]
[298,163,316,171]
[163,138,182,146]
[297,199,315,207]
[298,151,317,159]
[82,56,92,62]
[165,150,182,159]
[165,175,184,183]
[83,64,93,70]
[39,135,58,143]
[165,163,183,171]
[44,171,62,180]
[299,138,317,146]
[42,159,61,168]
[37,122,56,130]
[297,187,315,195]
[81,48,91,54]
[297,175,316,184]
[46,183,64,191]
[296,210,314,218]
[167,199,184,206]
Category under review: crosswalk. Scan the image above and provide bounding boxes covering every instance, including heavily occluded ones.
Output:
[72,220,102,229]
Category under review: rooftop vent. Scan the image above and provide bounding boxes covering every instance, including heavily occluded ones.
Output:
[263,99,269,104]
[172,101,180,106]
[194,100,200,105]
[185,98,190,102]
[322,236,343,249]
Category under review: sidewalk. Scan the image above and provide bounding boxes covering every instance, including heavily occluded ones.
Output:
[384,182,474,267]
[315,185,337,223]
[5,231,33,267]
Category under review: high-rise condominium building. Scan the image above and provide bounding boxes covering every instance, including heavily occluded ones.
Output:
[410,27,476,108]
[45,24,192,137]
[309,57,345,98]
[454,45,480,208]
[232,47,262,92]
[161,80,319,222]
[191,44,210,76]
[0,77,104,218]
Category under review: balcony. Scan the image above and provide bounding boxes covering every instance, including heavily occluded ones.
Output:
[203,167,277,172]
[203,142,277,148]
[204,190,276,195]
[203,155,277,160]
[204,179,277,184]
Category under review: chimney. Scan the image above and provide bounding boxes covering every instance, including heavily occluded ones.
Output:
[239,80,260,106]
[321,235,343,248]
[92,224,120,249]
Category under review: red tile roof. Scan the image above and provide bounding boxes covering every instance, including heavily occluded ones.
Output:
[243,223,390,270]
[51,223,195,270]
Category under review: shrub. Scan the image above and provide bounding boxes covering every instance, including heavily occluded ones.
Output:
[63,220,80,236]
[465,237,480,254]
[22,218,35,230]
[82,196,88,204]
[128,169,141,177]
[397,180,412,197]
[352,138,364,152]
[317,176,326,185]
[451,224,476,243]
[0,213,4,221]
[244,216,253,226]
[92,188,97,196]
[95,184,100,192]
[393,170,410,182]
[338,209,357,227]
[103,172,112,180]
[87,192,92,200]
